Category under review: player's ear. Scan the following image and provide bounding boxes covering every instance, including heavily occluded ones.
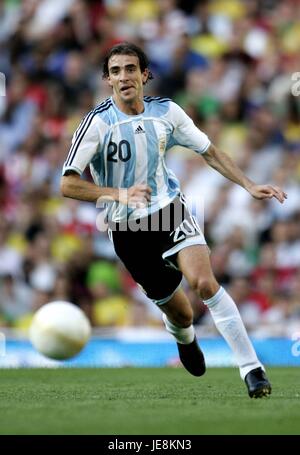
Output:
[107,76,113,87]
[142,68,149,85]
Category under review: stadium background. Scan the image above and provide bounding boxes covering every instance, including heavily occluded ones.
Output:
[0,0,300,368]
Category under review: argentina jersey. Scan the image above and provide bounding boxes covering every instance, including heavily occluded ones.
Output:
[62,96,211,222]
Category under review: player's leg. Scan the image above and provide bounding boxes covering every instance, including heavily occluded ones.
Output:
[111,226,206,376]
[177,244,271,397]
[160,287,206,376]
[160,286,193,329]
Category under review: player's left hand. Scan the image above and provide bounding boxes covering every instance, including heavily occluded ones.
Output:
[248,184,288,203]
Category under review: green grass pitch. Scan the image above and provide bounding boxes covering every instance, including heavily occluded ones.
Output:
[0,367,299,435]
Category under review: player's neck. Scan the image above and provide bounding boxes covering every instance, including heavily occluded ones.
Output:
[113,95,144,115]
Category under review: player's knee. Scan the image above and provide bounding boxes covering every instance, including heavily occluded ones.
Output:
[192,277,218,300]
[171,307,193,328]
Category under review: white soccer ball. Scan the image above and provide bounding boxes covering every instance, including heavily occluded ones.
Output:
[29,301,91,360]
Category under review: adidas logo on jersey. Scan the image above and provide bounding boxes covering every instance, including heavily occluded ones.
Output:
[134,125,145,134]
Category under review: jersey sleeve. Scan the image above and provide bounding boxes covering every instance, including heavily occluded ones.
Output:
[168,102,211,154]
[62,113,102,176]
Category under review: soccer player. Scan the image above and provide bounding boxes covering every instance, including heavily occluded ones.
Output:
[61,42,287,398]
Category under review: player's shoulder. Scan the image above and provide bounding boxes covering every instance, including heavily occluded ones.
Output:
[92,97,114,117]
[78,98,112,121]
[144,95,172,104]
[77,98,113,129]
[143,96,173,116]
[144,97,184,113]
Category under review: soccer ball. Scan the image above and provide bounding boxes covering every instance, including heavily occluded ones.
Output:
[29,301,91,360]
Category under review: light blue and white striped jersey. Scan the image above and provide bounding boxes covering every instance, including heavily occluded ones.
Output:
[62,96,210,222]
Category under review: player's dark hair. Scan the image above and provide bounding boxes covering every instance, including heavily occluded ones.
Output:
[102,42,153,83]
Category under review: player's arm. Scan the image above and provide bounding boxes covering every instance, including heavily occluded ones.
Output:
[169,102,287,204]
[61,113,151,206]
[202,144,287,204]
[61,171,118,203]
[61,172,151,206]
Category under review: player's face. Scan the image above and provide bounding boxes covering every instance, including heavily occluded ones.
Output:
[107,54,149,105]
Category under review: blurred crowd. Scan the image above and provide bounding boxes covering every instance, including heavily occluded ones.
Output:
[0,0,300,336]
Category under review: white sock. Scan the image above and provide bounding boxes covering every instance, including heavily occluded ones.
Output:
[203,287,264,380]
[162,313,195,345]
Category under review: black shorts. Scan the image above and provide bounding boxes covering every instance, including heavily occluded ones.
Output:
[109,194,206,305]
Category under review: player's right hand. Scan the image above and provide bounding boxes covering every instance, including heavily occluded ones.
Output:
[119,184,152,208]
